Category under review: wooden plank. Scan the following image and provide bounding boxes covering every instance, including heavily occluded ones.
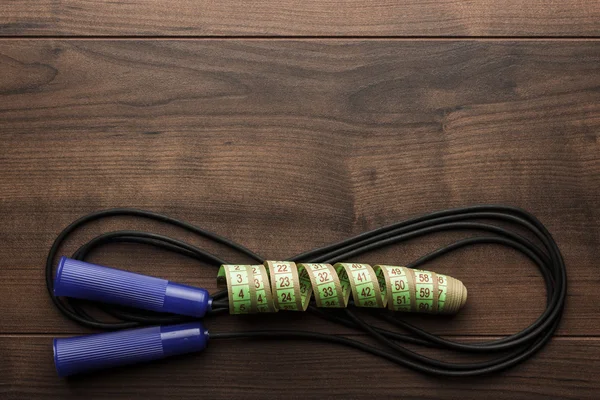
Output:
[0,40,598,335]
[0,336,599,399]
[1,1,600,37]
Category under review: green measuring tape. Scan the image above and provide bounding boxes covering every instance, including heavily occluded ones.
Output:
[218,261,467,315]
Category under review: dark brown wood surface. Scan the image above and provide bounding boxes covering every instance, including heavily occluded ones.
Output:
[1,3,600,399]
[2,1,600,36]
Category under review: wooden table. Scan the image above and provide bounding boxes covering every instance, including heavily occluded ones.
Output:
[1,2,599,398]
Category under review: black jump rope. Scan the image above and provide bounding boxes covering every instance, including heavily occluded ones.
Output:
[46,205,566,376]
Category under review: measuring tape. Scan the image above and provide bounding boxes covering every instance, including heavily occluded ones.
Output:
[218,261,467,315]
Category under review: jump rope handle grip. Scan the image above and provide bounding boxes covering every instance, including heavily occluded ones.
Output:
[53,257,211,318]
[54,322,209,377]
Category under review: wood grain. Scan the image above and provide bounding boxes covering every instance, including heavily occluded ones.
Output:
[0,38,599,398]
[1,1,600,37]
[0,40,598,337]
[1,336,599,399]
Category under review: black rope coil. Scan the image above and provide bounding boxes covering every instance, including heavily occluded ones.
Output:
[45,205,567,376]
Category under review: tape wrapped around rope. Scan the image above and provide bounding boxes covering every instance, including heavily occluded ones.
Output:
[217,261,467,315]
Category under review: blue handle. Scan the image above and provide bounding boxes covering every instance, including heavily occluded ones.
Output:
[54,257,211,317]
[53,322,209,377]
